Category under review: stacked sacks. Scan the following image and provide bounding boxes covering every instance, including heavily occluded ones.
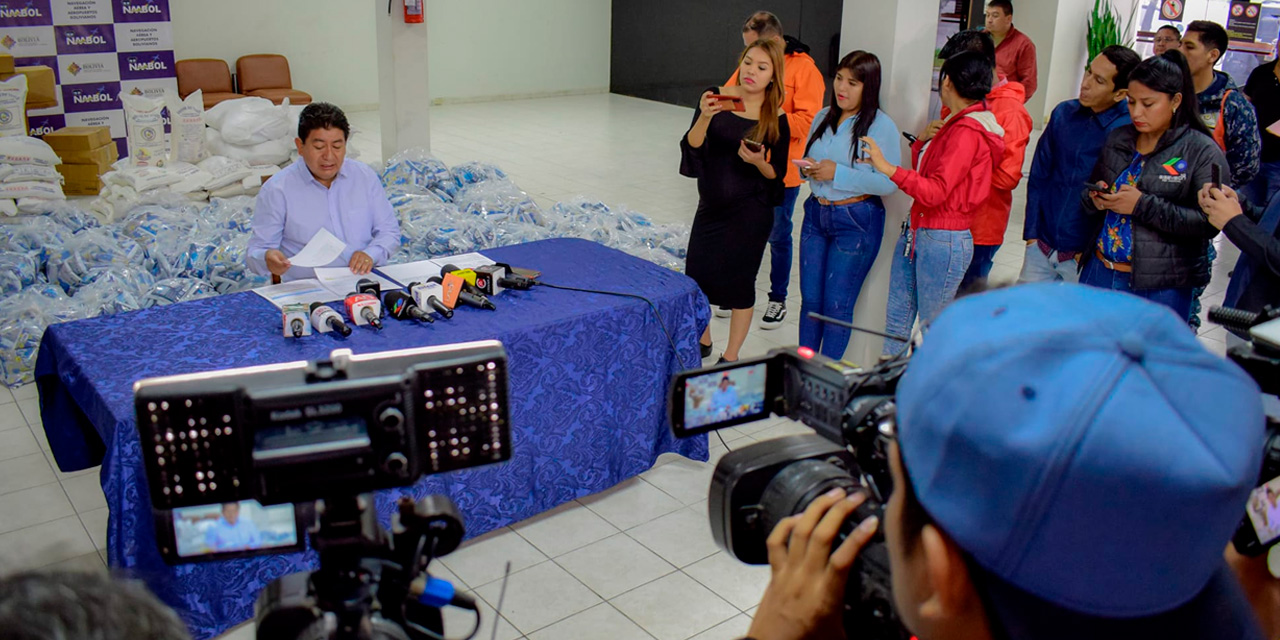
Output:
[204,97,298,168]
[0,136,66,217]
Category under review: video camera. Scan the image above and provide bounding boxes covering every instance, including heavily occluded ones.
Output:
[669,346,912,640]
[134,341,513,640]
[1208,306,1280,557]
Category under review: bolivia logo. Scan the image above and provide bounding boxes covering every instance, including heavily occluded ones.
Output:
[1162,157,1188,175]
[66,61,81,76]
[141,127,157,142]
[0,111,12,125]
[1,35,15,50]
[129,87,143,96]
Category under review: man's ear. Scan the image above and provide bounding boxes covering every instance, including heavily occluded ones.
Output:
[1114,88,1129,104]
[915,523,983,623]
[295,138,304,154]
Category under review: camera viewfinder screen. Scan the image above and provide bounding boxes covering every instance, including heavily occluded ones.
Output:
[1247,475,1280,546]
[684,364,767,430]
[172,500,299,558]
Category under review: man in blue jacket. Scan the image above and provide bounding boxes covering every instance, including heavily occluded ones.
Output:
[1020,45,1140,283]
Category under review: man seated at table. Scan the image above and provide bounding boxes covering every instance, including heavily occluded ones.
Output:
[247,102,401,282]
[204,502,261,552]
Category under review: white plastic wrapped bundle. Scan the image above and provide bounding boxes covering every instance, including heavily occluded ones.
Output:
[449,162,506,190]
[73,265,156,316]
[148,277,217,307]
[121,204,209,276]
[203,231,267,294]
[455,180,544,226]
[0,251,38,296]
[203,196,256,233]
[0,217,67,269]
[380,149,453,196]
[47,227,146,293]
[45,201,100,234]
[0,287,89,386]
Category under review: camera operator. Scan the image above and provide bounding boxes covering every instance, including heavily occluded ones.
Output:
[744,284,1269,640]
[0,570,192,640]
[1198,184,1280,346]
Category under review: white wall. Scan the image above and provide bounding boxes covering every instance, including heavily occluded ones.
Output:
[424,0,610,104]
[169,0,380,111]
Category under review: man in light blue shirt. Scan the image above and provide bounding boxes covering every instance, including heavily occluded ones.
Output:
[248,102,401,282]
[710,375,740,418]
[204,502,261,552]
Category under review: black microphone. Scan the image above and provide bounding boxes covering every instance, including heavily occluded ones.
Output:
[309,302,352,337]
[407,281,454,319]
[357,278,382,299]
[428,275,496,311]
[384,291,435,323]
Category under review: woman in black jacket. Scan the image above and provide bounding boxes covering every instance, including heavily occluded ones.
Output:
[1080,50,1228,319]
[1199,183,1280,344]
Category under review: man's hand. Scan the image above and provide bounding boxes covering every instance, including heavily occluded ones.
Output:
[265,249,291,277]
[349,251,375,275]
[747,488,879,640]
[1198,183,1244,231]
[918,119,944,142]
[807,159,837,182]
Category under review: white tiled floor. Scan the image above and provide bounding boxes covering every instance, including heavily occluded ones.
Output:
[1,93,1240,640]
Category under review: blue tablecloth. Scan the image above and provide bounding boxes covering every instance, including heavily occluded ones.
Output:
[34,238,709,640]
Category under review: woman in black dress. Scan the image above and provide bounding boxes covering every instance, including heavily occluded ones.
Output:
[681,38,790,363]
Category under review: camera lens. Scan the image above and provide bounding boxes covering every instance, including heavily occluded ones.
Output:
[758,459,880,550]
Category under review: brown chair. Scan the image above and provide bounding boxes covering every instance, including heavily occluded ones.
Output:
[236,54,312,106]
[175,59,245,109]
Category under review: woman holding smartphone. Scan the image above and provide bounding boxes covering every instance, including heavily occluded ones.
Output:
[794,51,900,359]
[681,38,790,363]
[1079,50,1227,318]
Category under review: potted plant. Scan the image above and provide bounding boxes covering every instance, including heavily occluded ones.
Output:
[1087,0,1138,60]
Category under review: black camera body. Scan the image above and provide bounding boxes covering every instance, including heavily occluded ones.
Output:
[671,346,910,640]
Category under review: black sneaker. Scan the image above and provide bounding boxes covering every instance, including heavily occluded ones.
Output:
[700,342,713,358]
[759,301,786,330]
[714,306,732,318]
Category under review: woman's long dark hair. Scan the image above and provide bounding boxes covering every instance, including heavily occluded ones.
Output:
[1126,49,1210,137]
[803,50,881,161]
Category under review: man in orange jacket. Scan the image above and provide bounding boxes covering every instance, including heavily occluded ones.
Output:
[923,30,1032,290]
[725,11,825,330]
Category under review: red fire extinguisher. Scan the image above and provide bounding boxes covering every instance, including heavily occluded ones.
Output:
[404,0,423,23]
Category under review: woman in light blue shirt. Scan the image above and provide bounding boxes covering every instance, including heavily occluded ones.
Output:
[796,51,900,359]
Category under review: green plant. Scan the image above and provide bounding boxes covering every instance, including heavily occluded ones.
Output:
[1087,0,1137,60]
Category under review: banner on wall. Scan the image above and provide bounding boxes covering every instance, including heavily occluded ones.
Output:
[0,0,175,158]
[1227,1,1262,43]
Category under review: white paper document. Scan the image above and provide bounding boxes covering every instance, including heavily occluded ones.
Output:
[377,260,445,286]
[314,267,398,299]
[252,279,333,309]
[288,228,347,268]
[431,252,493,272]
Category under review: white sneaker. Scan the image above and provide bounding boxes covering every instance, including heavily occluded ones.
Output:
[759,301,786,329]
[714,306,732,318]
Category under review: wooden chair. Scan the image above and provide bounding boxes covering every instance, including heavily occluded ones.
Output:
[175,59,245,109]
[236,54,312,106]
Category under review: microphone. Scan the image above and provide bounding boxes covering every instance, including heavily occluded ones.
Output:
[344,292,383,329]
[492,263,535,290]
[309,302,352,337]
[439,263,495,299]
[281,303,311,338]
[384,291,435,323]
[428,275,496,311]
[357,278,382,299]
[407,281,454,319]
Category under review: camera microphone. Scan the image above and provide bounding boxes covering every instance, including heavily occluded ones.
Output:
[428,275,496,311]
[344,292,383,329]
[357,278,382,299]
[384,291,435,323]
[282,303,311,338]
[309,302,352,337]
[408,281,454,319]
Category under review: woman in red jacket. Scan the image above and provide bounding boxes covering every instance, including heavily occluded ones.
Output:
[862,51,1006,354]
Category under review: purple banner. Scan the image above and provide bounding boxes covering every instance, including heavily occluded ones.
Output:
[26,112,63,136]
[61,80,119,112]
[112,0,167,24]
[0,0,53,27]
[17,54,60,83]
[117,48,169,79]
[55,23,113,54]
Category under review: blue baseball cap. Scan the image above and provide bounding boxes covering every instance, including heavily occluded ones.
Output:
[896,284,1265,620]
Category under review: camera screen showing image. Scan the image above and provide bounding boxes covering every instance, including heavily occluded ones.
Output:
[1246,475,1280,546]
[683,363,768,432]
[160,499,304,563]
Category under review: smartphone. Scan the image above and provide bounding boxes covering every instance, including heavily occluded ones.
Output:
[902,132,919,145]
[792,159,814,169]
[1212,164,1222,189]
[669,357,776,437]
[1084,182,1110,193]
[1234,473,1280,555]
[709,94,746,112]
[154,499,306,564]
[742,139,764,153]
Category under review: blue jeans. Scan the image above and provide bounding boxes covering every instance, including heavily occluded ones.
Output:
[1240,159,1280,209]
[798,196,886,359]
[960,243,1001,291]
[882,227,973,356]
[768,186,802,303]
[1018,242,1080,283]
[1079,257,1194,319]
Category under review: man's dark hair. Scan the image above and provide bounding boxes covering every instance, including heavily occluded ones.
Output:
[297,102,350,142]
[940,51,994,101]
[0,570,192,640]
[1185,20,1229,59]
[987,0,1013,16]
[1099,44,1142,90]
[940,29,996,66]
[742,11,783,39]
[1156,24,1182,39]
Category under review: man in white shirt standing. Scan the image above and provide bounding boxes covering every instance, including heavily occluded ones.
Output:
[247,102,401,282]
